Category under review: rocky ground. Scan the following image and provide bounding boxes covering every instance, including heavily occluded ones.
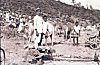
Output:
[1,28,100,65]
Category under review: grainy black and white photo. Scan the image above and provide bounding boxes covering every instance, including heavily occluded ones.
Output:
[0,0,100,65]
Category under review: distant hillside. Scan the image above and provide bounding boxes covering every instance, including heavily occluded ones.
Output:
[0,0,100,24]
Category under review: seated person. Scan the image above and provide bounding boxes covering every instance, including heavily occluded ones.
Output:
[89,25,100,40]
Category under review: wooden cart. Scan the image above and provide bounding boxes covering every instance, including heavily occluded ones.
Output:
[86,36,100,50]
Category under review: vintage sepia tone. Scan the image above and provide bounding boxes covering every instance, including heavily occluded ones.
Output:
[0,0,100,65]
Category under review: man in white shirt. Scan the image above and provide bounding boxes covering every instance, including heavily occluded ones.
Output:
[72,21,81,46]
[33,8,44,49]
[40,15,49,46]
[42,15,49,34]
[42,15,54,46]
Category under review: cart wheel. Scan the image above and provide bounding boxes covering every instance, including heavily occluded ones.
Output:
[90,43,100,50]
[0,49,5,65]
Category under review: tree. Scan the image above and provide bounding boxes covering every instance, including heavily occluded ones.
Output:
[90,5,93,10]
[72,0,76,5]
[86,4,89,9]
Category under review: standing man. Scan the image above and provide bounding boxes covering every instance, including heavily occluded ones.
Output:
[33,8,44,49]
[41,15,49,46]
[42,15,54,46]
[72,21,81,46]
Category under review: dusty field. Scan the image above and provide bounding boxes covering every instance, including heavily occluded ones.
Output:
[1,28,100,65]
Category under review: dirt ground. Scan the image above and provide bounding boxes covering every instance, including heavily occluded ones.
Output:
[1,28,100,65]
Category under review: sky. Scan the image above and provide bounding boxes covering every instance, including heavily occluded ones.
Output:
[58,0,100,10]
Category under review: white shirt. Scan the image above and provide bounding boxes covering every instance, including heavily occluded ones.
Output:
[42,21,48,34]
[73,25,81,34]
[6,12,10,22]
[34,15,43,33]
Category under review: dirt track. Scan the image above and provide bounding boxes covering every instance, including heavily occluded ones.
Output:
[1,29,100,65]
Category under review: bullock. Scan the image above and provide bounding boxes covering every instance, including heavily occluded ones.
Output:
[64,22,74,40]
[23,20,34,42]
[55,23,63,37]
[17,15,34,46]
[45,22,55,46]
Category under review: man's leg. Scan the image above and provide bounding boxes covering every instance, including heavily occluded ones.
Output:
[38,33,44,46]
[34,37,38,49]
[50,34,54,46]
[64,30,66,39]
[45,36,48,46]
[34,34,41,49]
[67,31,70,39]
[76,37,78,46]
[73,37,75,45]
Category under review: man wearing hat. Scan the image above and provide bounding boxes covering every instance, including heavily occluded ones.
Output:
[33,8,44,49]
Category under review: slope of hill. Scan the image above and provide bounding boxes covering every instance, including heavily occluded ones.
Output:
[0,0,100,24]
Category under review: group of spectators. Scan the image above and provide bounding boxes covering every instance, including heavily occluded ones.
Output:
[1,8,100,49]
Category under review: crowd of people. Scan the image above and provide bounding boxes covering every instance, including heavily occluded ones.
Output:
[0,8,100,50]
[0,8,55,49]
